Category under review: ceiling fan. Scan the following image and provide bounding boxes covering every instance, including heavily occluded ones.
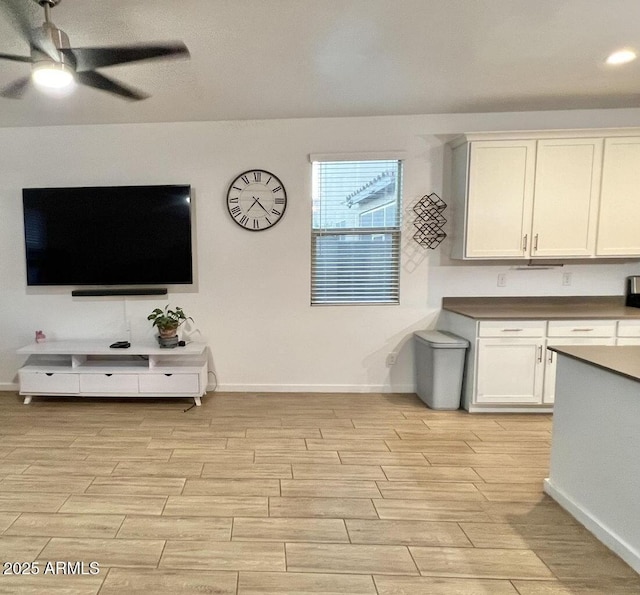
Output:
[0,0,190,101]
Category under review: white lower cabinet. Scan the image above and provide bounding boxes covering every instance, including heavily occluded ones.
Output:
[476,338,544,404]
[440,313,624,412]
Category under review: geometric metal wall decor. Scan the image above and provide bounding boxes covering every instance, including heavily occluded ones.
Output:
[412,192,447,248]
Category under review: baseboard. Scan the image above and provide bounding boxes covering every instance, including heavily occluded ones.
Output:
[544,479,640,574]
[211,383,415,393]
[469,405,554,413]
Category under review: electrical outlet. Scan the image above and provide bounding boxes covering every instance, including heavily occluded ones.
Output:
[562,272,572,286]
[497,273,507,287]
[386,353,397,366]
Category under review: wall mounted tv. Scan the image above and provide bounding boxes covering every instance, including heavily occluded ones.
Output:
[22,184,193,287]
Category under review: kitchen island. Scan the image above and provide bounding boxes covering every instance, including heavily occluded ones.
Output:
[544,344,640,574]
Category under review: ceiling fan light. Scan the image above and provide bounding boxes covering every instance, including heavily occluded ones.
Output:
[32,63,74,89]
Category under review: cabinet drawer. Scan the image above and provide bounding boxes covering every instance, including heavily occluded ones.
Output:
[19,372,79,394]
[79,374,139,394]
[478,321,546,338]
[617,320,640,337]
[617,338,640,345]
[547,320,616,337]
[139,373,200,394]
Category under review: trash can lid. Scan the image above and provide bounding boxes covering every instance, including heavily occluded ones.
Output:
[414,330,469,349]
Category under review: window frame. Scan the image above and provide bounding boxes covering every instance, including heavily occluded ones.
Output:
[310,157,403,306]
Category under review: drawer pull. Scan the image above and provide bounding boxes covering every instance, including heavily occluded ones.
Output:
[571,328,594,332]
[46,373,54,377]
[105,374,113,377]
[501,328,524,332]
[164,373,173,377]
[538,345,543,363]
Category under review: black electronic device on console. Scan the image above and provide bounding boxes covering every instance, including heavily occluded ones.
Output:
[109,341,131,349]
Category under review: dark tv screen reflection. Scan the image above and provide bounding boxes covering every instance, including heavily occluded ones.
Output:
[23,185,193,286]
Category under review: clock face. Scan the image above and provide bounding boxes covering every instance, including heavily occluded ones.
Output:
[226,169,287,231]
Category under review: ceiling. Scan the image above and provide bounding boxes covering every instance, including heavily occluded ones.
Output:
[0,0,639,128]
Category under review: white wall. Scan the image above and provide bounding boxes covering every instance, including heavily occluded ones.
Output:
[2,108,640,392]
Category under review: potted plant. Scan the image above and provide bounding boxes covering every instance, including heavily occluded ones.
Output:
[147,306,192,348]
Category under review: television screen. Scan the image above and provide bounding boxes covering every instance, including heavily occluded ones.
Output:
[23,185,193,286]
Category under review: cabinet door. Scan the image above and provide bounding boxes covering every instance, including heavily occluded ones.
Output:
[597,137,640,256]
[531,139,602,258]
[543,337,615,403]
[465,141,536,258]
[475,339,544,404]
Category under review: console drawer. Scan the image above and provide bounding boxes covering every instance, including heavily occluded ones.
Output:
[19,371,79,394]
[478,320,546,338]
[139,373,200,394]
[79,374,139,394]
[547,320,616,337]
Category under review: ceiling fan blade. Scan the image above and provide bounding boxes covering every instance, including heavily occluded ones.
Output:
[0,75,31,99]
[0,0,36,43]
[76,70,149,101]
[68,42,189,72]
[0,52,32,63]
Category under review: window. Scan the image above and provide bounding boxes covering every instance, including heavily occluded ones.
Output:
[311,159,402,305]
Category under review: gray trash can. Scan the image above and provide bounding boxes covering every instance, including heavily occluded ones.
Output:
[414,330,469,410]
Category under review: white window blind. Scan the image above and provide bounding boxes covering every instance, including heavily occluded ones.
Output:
[311,159,402,305]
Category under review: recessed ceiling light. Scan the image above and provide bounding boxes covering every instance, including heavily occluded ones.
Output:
[606,49,637,65]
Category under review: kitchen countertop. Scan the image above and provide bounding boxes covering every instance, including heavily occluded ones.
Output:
[549,345,640,383]
[442,296,640,320]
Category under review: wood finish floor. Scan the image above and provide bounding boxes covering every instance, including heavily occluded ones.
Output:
[0,391,638,594]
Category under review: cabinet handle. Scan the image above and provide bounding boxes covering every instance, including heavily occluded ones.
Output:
[501,328,524,332]
[571,328,594,332]
[523,234,528,251]
[537,346,543,362]
[534,233,539,251]
[548,350,554,363]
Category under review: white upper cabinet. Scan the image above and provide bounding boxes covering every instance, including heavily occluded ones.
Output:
[597,137,640,256]
[450,130,640,260]
[464,140,536,258]
[531,139,602,258]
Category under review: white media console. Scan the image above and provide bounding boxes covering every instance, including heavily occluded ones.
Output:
[17,341,208,406]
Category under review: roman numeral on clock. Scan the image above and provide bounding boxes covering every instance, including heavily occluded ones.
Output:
[230,206,242,217]
[274,197,285,205]
[241,175,250,185]
[253,171,261,182]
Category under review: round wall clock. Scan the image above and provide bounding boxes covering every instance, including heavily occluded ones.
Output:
[226,169,287,231]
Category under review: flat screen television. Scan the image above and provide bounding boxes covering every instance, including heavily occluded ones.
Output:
[22,184,193,286]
